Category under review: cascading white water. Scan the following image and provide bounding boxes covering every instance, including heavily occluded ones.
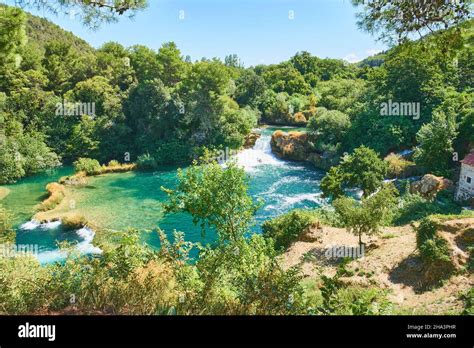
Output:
[19,220,102,264]
[235,132,286,171]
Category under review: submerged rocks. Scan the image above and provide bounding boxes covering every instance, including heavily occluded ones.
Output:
[410,174,453,199]
[270,130,312,161]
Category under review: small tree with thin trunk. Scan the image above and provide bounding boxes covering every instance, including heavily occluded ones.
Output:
[333,183,398,247]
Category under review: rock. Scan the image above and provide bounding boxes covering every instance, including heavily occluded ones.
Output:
[410,174,453,199]
[271,130,312,161]
[61,214,88,231]
[243,132,261,149]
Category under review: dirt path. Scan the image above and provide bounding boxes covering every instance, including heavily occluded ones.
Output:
[282,219,473,314]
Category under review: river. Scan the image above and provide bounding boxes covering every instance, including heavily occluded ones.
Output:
[1,127,326,263]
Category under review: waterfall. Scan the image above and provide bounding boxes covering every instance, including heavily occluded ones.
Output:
[18,220,102,264]
[236,132,286,171]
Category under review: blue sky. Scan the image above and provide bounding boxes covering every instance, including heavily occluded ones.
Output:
[6,0,388,66]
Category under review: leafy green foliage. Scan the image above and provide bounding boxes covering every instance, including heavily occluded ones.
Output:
[136,153,158,171]
[461,287,474,315]
[352,0,471,44]
[163,160,259,241]
[321,146,387,198]
[333,183,398,246]
[414,110,457,176]
[262,209,319,251]
[0,131,61,184]
[73,157,101,175]
[315,260,391,315]
[317,78,366,116]
[393,191,462,226]
[15,0,148,28]
[416,218,451,264]
[262,63,311,95]
[384,153,417,179]
[0,205,15,244]
[308,109,351,154]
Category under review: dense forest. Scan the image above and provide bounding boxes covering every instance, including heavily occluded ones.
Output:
[2,4,472,184]
[0,1,473,316]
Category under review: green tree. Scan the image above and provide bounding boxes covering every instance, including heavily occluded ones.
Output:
[42,41,83,96]
[218,104,259,149]
[156,42,188,86]
[321,146,387,198]
[163,160,259,241]
[333,183,398,246]
[262,63,311,95]
[179,60,232,146]
[352,0,471,44]
[0,6,26,67]
[128,45,162,82]
[234,69,266,107]
[66,116,100,160]
[162,160,304,314]
[14,0,148,28]
[308,109,351,153]
[414,110,457,175]
[320,166,345,200]
[96,42,135,91]
[317,78,366,116]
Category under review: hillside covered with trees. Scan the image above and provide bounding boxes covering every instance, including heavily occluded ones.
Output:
[0,1,473,317]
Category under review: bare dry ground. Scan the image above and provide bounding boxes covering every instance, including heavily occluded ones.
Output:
[282,218,474,314]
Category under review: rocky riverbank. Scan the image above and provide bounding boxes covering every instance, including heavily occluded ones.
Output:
[270,130,336,170]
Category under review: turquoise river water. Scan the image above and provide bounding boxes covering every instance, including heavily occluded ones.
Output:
[0,127,326,263]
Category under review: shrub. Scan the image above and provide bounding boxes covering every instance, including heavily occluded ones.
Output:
[136,153,158,171]
[393,192,462,225]
[419,237,451,263]
[461,287,474,315]
[73,158,101,175]
[155,141,191,165]
[262,209,319,250]
[384,153,417,178]
[0,258,49,314]
[107,160,120,167]
[415,218,455,284]
[416,218,451,263]
[315,261,392,315]
[0,205,15,244]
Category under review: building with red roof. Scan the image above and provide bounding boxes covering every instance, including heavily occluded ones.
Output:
[456,152,474,201]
